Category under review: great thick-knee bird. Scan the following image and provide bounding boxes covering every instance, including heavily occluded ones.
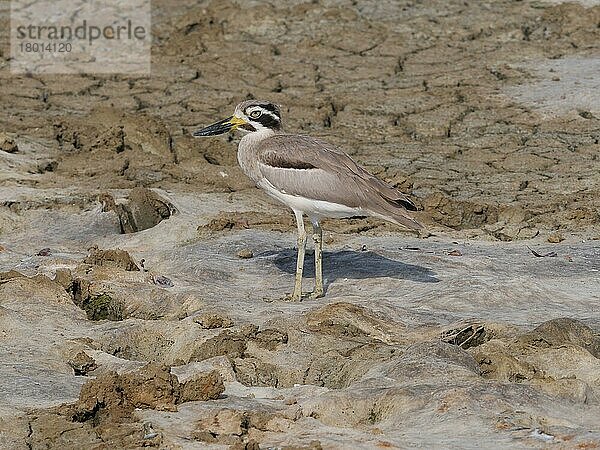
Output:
[194,100,423,301]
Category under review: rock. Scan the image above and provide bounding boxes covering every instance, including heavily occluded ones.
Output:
[519,318,600,358]
[178,370,224,403]
[73,363,180,421]
[189,329,249,362]
[83,246,139,271]
[547,232,565,243]
[100,188,174,234]
[195,313,234,329]
[253,328,288,351]
[0,133,18,153]
[236,248,254,259]
[153,274,174,288]
[67,351,98,376]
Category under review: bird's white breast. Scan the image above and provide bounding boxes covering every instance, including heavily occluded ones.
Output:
[258,178,362,219]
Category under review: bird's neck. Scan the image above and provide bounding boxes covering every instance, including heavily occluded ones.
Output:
[240,127,278,145]
[237,128,279,184]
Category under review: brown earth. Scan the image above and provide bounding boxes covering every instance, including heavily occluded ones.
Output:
[1,0,600,449]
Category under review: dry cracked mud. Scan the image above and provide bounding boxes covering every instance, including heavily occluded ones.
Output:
[0,0,599,448]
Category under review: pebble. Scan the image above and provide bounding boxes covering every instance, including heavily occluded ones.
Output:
[153,275,174,288]
[0,133,18,153]
[547,232,565,243]
[236,248,253,259]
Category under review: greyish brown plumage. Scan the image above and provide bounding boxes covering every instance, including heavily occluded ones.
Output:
[194,100,423,301]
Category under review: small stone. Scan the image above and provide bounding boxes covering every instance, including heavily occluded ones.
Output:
[153,275,174,288]
[195,313,234,329]
[236,248,253,259]
[84,247,139,271]
[192,430,218,443]
[37,248,52,256]
[142,422,159,440]
[177,370,224,402]
[68,351,97,376]
[547,232,565,243]
[0,133,18,153]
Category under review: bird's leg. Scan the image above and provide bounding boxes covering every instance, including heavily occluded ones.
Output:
[288,210,306,302]
[309,219,324,299]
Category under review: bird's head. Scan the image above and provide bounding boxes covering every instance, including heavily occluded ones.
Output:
[193,100,282,137]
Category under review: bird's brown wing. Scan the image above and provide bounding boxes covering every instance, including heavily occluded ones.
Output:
[256,134,422,230]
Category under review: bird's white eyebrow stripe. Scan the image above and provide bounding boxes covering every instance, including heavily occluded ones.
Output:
[261,111,279,120]
[246,106,280,120]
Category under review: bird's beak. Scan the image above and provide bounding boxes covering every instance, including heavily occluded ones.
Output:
[192,116,247,137]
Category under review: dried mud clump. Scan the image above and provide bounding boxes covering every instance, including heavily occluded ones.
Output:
[422,192,498,230]
[194,312,235,329]
[100,187,174,233]
[67,351,98,376]
[193,406,303,448]
[306,302,404,343]
[519,318,600,358]
[470,318,600,401]
[83,246,140,271]
[0,133,18,153]
[188,325,284,362]
[26,364,224,449]
[224,305,409,390]
[179,370,225,402]
[70,363,223,418]
[49,107,253,192]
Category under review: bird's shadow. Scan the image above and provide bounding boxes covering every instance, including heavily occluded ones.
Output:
[258,248,440,284]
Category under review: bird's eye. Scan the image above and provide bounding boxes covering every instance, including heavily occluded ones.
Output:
[248,110,262,119]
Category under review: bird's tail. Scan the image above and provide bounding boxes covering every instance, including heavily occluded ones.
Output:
[368,203,424,231]
[375,210,423,230]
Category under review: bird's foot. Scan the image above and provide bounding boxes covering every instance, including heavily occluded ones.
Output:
[283,292,304,302]
[283,290,324,302]
[307,289,324,300]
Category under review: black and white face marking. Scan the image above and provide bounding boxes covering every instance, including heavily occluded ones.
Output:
[238,102,282,133]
